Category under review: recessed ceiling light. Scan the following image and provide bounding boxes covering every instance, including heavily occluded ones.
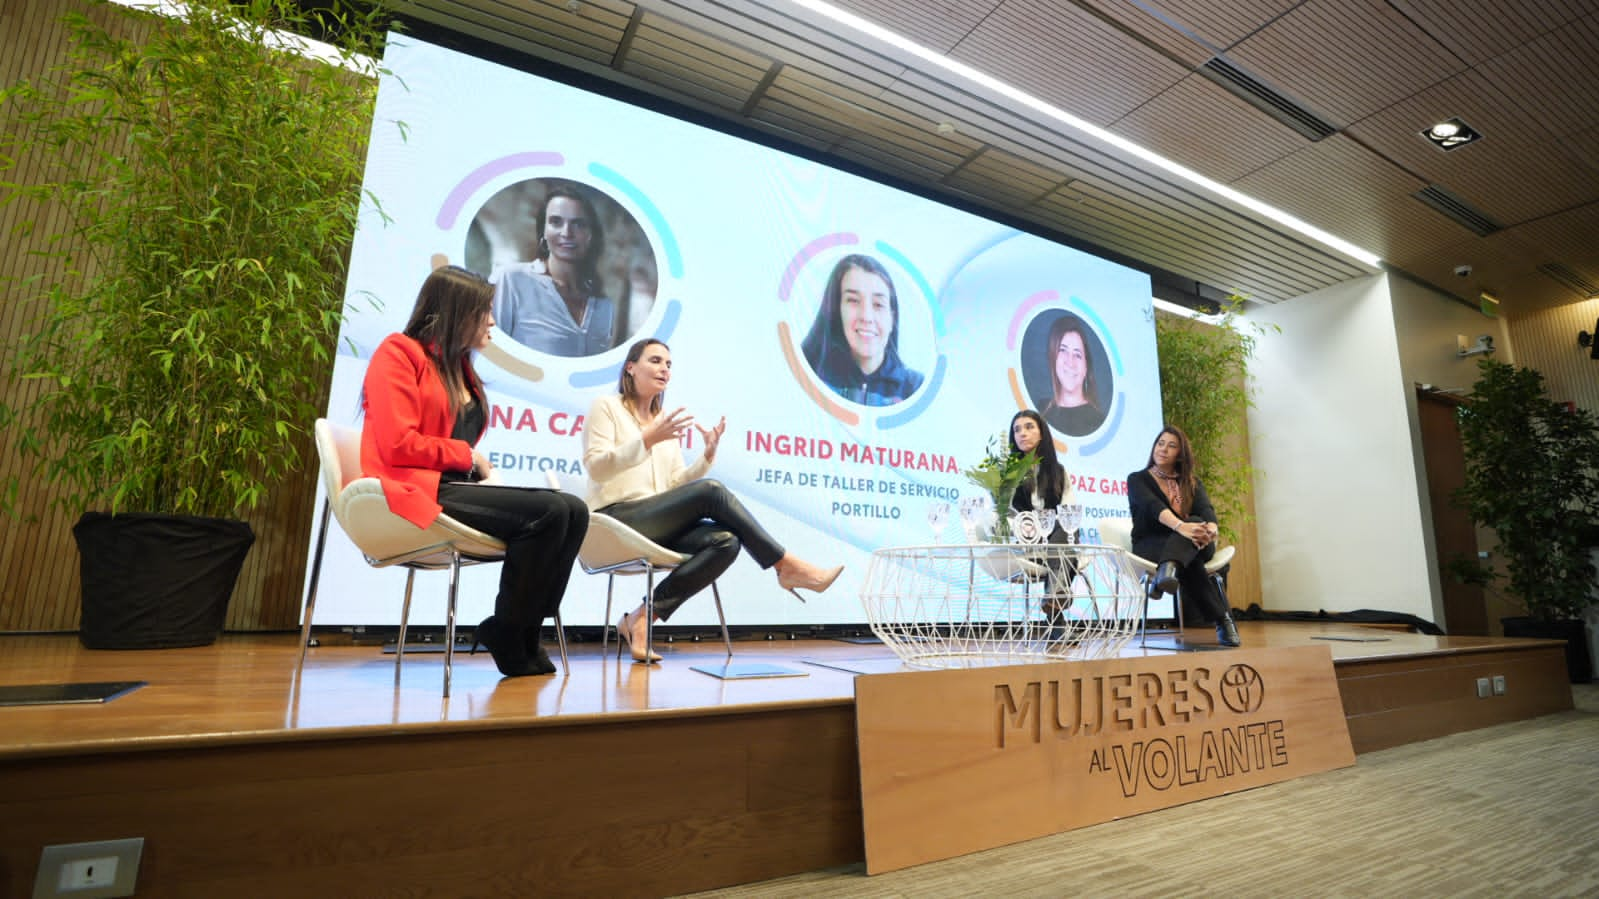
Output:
[1421,117,1481,151]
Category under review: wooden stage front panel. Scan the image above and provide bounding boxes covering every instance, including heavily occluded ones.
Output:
[0,623,1574,896]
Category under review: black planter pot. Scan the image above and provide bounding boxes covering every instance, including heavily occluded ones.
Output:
[1501,615,1594,684]
[73,512,255,650]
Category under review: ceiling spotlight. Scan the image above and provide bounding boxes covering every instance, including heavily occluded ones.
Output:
[935,121,956,135]
[1421,117,1481,151]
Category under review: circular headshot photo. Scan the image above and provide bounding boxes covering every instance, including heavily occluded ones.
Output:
[464,178,657,358]
[798,253,928,408]
[1020,310,1111,437]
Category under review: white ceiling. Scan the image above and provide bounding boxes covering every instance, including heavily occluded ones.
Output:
[392,0,1599,315]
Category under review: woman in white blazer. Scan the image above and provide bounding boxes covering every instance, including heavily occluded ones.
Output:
[583,337,843,661]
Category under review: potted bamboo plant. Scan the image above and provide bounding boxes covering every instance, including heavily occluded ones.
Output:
[1452,358,1599,682]
[0,0,388,647]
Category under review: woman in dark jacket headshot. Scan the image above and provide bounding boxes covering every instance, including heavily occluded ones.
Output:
[1126,425,1238,646]
[801,254,924,406]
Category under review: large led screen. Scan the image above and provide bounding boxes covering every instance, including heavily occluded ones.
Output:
[307,33,1166,626]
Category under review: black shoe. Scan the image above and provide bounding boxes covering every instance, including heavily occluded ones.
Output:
[521,624,559,675]
[1153,561,1180,596]
[1216,614,1241,647]
[528,641,557,675]
[472,615,539,677]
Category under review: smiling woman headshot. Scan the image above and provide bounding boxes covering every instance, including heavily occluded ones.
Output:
[1038,314,1108,436]
[800,254,924,407]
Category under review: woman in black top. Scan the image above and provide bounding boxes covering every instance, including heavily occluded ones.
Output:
[1008,410,1079,612]
[1126,425,1238,646]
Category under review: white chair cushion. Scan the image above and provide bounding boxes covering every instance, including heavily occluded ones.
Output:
[579,513,689,570]
[333,478,505,566]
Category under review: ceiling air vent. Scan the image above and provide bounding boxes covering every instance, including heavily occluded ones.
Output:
[1199,57,1339,141]
[1537,263,1599,298]
[1413,184,1501,237]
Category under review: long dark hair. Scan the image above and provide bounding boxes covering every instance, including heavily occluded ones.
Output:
[1046,315,1100,412]
[801,254,903,379]
[403,265,492,414]
[1146,425,1197,511]
[535,181,605,298]
[1008,409,1065,507]
[618,337,668,417]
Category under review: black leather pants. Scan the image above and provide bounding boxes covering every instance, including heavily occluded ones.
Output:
[600,480,785,619]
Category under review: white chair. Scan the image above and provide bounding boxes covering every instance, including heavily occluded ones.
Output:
[1097,517,1234,646]
[300,419,568,696]
[546,472,732,664]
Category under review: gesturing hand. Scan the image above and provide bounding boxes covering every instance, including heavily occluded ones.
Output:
[641,406,694,449]
[696,415,727,462]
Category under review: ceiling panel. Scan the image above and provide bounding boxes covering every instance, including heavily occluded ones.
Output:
[1228,0,1463,127]
[393,0,1599,314]
[1138,0,1301,50]
[1346,70,1599,226]
[621,15,771,111]
[1234,134,1468,260]
[831,0,1005,53]
[945,147,1065,210]
[1072,0,1217,67]
[1474,11,1599,141]
[949,0,1192,126]
[1389,0,1594,65]
[1108,72,1309,183]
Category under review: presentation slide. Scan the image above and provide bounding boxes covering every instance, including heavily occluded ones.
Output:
[306,33,1166,626]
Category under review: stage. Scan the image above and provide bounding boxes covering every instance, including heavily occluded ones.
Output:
[0,622,1573,897]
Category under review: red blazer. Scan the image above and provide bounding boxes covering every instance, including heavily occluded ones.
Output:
[361,333,481,528]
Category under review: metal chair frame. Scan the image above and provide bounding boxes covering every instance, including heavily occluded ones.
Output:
[299,419,568,697]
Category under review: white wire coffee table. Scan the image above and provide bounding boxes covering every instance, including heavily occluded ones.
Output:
[860,544,1145,668]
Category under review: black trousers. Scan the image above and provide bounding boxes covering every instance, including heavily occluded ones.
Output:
[599,479,785,619]
[436,483,588,639]
[1154,516,1228,624]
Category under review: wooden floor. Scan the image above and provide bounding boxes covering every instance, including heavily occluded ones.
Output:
[0,622,1574,897]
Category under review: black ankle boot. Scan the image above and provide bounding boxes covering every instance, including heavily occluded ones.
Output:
[1216,613,1241,647]
[521,624,558,675]
[1153,561,1180,596]
[472,615,538,677]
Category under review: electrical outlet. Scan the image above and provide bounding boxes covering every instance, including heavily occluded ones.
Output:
[1492,675,1506,695]
[33,838,142,899]
[1476,677,1492,698]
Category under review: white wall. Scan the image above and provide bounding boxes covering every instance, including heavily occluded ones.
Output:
[1246,274,1436,620]
[1387,277,1513,625]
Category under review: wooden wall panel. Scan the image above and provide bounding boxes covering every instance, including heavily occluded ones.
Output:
[1506,296,1599,414]
[0,706,864,898]
[1,0,326,633]
[1336,644,1572,752]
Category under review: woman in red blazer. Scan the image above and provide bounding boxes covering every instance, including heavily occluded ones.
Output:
[362,266,589,676]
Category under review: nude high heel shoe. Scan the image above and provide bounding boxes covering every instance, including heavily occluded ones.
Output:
[776,560,844,601]
[616,608,662,663]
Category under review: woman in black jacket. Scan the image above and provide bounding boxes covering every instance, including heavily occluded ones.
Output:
[1126,425,1238,646]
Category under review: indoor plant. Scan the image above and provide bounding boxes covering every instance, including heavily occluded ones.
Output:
[1153,295,1272,543]
[0,0,387,647]
[1451,358,1599,681]
[963,435,1037,543]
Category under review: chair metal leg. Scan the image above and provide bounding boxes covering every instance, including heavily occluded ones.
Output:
[642,564,657,665]
[711,581,732,658]
[299,497,333,667]
[1139,574,1152,647]
[553,611,569,674]
[396,568,417,679]
[443,552,461,698]
[603,575,616,658]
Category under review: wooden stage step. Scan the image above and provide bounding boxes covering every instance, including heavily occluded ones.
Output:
[0,624,1572,897]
